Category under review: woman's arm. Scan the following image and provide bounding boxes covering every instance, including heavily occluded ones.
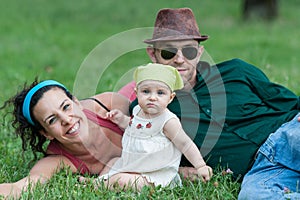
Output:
[0,155,77,199]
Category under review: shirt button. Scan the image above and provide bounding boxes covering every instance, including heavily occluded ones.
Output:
[206,109,210,113]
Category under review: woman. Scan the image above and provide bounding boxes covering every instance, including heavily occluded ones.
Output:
[0,79,130,198]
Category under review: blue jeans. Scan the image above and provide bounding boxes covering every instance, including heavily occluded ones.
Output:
[238,113,300,200]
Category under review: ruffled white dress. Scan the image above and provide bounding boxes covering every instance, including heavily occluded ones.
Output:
[100,105,182,187]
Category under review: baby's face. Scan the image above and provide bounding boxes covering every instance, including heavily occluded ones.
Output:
[136,80,175,117]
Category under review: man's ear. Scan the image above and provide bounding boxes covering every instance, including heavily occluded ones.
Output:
[146,46,157,62]
[196,45,204,63]
[39,130,54,140]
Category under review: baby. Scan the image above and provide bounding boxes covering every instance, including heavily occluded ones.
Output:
[99,63,213,190]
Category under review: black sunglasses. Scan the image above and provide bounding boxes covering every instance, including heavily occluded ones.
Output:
[159,46,198,60]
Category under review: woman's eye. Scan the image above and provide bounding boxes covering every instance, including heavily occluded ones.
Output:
[63,104,71,111]
[48,117,57,125]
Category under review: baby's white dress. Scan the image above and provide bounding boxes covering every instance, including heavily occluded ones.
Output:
[101,105,182,187]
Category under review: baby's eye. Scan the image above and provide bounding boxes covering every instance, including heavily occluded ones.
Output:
[157,90,166,95]
[142,89,150,94]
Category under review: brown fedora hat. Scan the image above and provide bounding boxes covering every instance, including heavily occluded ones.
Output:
[144,8,209,44]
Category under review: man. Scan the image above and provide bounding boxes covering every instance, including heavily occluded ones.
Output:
[118,8,300,180]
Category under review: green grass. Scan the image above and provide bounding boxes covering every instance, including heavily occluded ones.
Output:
[1,0,300,199]
[16,168,240,200]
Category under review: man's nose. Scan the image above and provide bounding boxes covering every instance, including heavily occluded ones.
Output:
[173,49,185,63]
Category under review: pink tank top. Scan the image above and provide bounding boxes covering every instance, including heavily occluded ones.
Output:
[47,100,124,175]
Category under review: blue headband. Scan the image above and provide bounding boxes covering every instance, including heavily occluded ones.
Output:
[22,80,67,126]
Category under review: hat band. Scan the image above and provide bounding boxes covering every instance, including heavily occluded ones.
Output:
[22,80,66,125]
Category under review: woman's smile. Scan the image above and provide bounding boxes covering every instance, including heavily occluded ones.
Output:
[66,121,80,136]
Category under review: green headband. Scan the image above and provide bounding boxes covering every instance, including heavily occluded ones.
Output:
[133,63,184,91]
[22,80,67,126]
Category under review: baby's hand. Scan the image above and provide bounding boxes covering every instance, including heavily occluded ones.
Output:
[78,176,90,184]
[78,176,103,190]
[106,109,123,123]
[106,109,130,130]
[106,109,119,119]
[197,165,213,182]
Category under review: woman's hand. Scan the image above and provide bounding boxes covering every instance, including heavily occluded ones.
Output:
[0,182,22,199]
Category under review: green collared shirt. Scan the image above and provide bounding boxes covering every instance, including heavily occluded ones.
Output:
[130,58,299,178]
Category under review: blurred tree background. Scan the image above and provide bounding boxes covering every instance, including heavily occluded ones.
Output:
[1,0,299,100]
[242,0,278,21]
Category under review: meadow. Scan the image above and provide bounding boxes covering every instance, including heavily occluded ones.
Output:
[0,0,300,199]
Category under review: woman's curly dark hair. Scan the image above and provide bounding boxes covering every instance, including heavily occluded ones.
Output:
[0,78,73,161]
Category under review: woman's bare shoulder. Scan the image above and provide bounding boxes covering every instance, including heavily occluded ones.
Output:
[92,92,130,114]
[93,92,129,102]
